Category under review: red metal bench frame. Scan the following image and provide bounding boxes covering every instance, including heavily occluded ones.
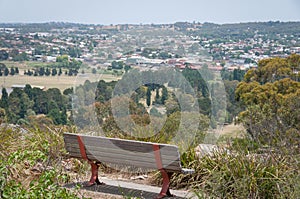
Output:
[77,135,175,198]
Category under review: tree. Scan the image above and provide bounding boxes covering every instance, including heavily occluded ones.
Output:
[244,56,292,84]
[47,99,67,124]
[47,108,62,125]
[7,88,33,123]
[107,54,113,60]
[12,52,28,61]
[233,68,245,81]
[58,68,62,76]
[146,87,151,107]
[60,107,67,125]
[111,61,124,70]
[51,68,57,76]
[63,87,73,96]
[9,49,19,59]
[46,88,66,111]
[161,87,168,104]
[0,50,9,60]
[236,56,300,150]
[287,53,300,81]
[39,67,45,76]
[24,84,33,100]
[45,68,51,76]
[56,55,69,63]
[68,47,82,58]
[4,68,9,76]
[32,88,49,114]
[158,51,169,59]
[48,100,59,111]
[0,63,6,70]
[92,68,97,74]
[0,88,9,108]
[10,67,15,76]
[223,80,243,122]
[34,33,39,40]
[124,65,131,73]
[69,58,82,70]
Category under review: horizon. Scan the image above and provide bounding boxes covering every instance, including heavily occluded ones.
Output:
[1,20,300,26]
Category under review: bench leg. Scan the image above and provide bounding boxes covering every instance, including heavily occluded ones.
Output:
[87,162,104,186]
[156,170,174,199]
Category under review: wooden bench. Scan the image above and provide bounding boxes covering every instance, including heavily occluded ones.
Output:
[63,132,194,198]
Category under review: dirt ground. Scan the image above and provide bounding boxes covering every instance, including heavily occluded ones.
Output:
[64,168,191,199]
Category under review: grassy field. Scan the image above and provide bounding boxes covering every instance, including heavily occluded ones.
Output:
[0,73,121,91]
[0,61,123,91]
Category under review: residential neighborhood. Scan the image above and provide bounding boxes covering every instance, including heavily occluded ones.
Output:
[1,22,299,75]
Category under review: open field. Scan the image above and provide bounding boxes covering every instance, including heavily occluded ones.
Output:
[0,61,123,91]
[0,73,121,91]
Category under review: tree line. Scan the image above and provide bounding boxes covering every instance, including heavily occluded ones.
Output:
[0,64,19,76]
[0,85,70,125]
[24,67,79,76]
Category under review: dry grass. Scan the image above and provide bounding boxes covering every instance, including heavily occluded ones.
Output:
[220,123,245,137]
[0,73,120,91]
[0,61,122,91]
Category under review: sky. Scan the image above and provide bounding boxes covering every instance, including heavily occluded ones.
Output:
[0,0,300,25]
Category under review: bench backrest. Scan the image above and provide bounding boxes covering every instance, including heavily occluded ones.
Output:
[64,133,183,172]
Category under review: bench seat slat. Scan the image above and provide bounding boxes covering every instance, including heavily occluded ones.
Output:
[64,135,178,155]
[65,147,181,169]
[64,133,178,148]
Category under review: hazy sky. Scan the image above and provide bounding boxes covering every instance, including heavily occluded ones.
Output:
[0,0,300,24]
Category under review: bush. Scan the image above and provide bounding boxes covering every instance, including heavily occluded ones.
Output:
[0,126,85,198]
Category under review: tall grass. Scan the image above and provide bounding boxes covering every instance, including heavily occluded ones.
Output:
[167,144,300,199]
[0,125,87,198]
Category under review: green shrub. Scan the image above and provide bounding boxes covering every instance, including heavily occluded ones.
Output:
[1,168,79,199]
[0,126,84,199]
